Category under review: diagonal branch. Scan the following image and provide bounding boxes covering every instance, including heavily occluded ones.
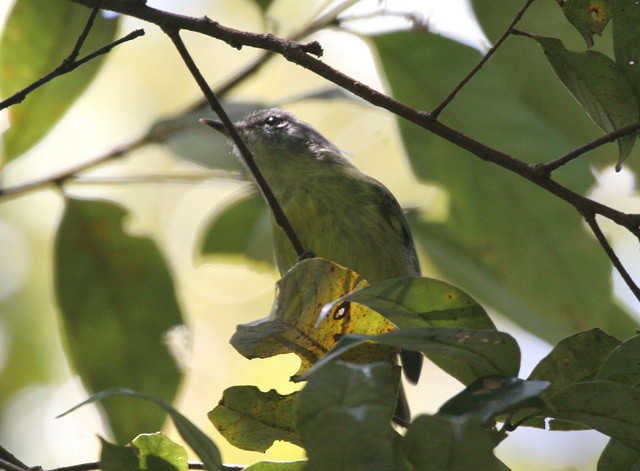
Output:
[584,212,640,300]
[164,28,308,259]
[431,0,536,118]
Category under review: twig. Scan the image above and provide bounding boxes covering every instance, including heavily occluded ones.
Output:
[67,172,246,186]
[584,212,640,300]
[539,122,640,174]
[430,0,536,118]
[164,28,308,258]
[0,4,144,111]
[0,139,144,199]
[68,0,103,60]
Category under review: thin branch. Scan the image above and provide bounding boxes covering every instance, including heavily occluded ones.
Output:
[68,0,103,61]
[0,13,144,111]
[539,122,640,174]
[164,28,308,258]
[68,172,246,186]
[430,0,536,118]
[0,139,143,199]
[584,212,640,300]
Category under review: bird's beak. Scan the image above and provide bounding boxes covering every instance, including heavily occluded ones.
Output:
[200,118,229,137]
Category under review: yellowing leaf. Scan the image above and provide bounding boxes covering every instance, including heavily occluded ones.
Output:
[557,0,611,48]
[208,386,300,452]
[230,258,397,380]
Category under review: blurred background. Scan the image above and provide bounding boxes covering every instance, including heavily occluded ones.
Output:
[1,1,639,469]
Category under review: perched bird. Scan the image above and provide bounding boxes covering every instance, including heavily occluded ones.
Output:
[203,108,423,425]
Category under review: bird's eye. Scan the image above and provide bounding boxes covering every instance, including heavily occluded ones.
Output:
[264,116,285,127]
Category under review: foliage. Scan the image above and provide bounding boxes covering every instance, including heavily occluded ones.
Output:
[1,0,640,470]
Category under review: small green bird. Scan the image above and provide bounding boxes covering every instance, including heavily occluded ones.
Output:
[203,108,423,425]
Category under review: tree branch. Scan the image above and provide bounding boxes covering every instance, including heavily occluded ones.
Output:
[0,139,141,199]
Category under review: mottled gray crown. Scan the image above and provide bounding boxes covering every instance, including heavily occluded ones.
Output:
[237,108,342,157]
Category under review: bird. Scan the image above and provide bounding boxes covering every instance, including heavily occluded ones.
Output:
[202,108,423,425]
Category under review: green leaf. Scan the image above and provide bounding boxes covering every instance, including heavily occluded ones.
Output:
[305,327,520,386]
[598,439,640,471]
[230,258,397,381]
[199,192,274,266]
[0,0,119,160]
[374,30,639,343]
[439,376,550,422]
[100,437,140,471]
[548,381,640,449]
[402,415,505,471]
[321,276,495,330]
[529,329,621,398]
[296,361,403,471]
[521,329,620,429]
[132,433,188,471]
[208,386,300,452]
[612,0,640,103]
[535,35,638,169]
[59,388,223,471]
[54,197,184,443]
[597,333,640,386]
[557,0,611,48]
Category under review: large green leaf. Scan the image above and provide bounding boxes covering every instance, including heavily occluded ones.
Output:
[321,276,495,330]
[402,414,506,471]
[296,361,403,471]
[597,333,640,386]
[0,0,119,160]
[373,30,638,343]
[535,35,638,169]
[548,381,640,449]
[54,198,184,443]
[613,0,640,102]
[305,327,520,386]
[598,439,640,471]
